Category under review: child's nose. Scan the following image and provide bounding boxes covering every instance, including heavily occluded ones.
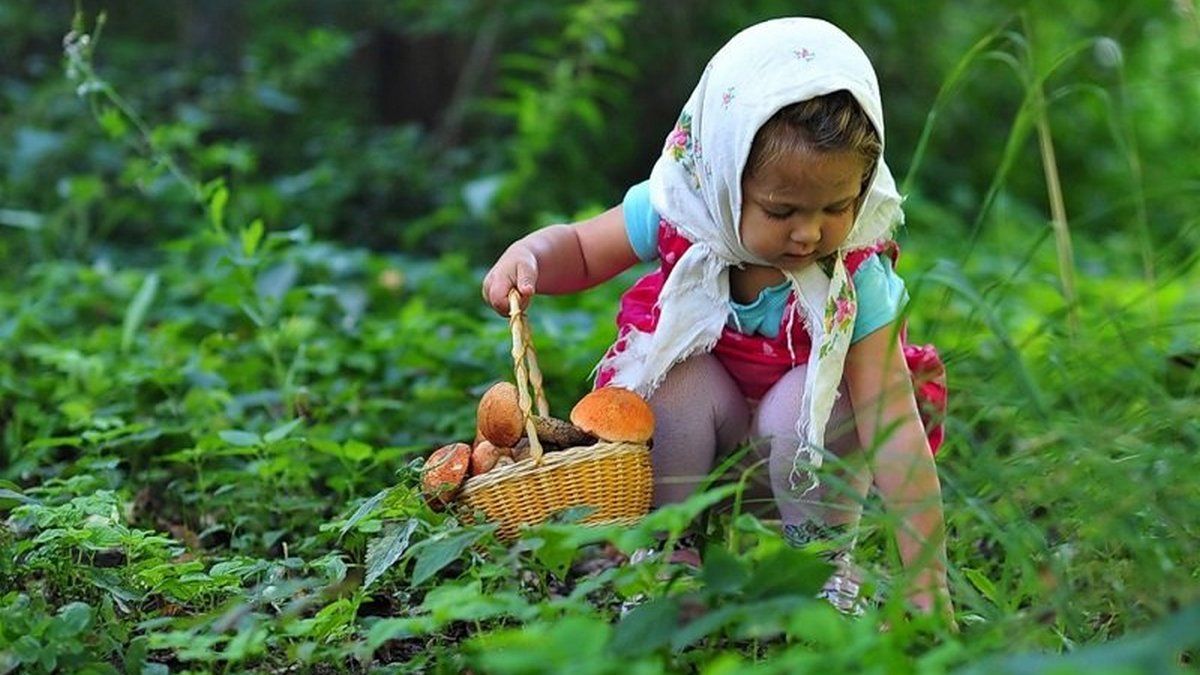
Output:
[789,217,821,245]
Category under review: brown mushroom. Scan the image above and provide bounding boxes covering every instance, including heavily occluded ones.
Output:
[469,440,503,476]
[477,382,524,447]
[570,387,655,443]
[421,442,471,507]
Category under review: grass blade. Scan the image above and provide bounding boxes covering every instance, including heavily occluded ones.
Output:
[121,272,159,353]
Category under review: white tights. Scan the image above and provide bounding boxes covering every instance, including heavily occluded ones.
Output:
[645,353,872,532]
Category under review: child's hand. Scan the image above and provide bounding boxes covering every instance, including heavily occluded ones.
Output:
[482,244,539,316]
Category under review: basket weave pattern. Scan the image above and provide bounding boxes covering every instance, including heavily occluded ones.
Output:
[457,290,653,540]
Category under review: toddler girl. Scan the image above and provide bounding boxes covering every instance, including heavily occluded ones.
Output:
[482,17,951,620]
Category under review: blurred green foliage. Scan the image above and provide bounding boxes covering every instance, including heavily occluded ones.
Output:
[3,1,1197,267]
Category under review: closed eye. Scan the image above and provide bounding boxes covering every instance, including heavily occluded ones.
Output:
[825,201,854,214]
[764,207,795,220]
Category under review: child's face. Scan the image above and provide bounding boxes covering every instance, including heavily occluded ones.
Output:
[739,146,867,271]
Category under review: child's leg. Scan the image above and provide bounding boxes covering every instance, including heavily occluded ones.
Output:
[647,353,750,507]
[751,365,873,614]
[750,365,871,535]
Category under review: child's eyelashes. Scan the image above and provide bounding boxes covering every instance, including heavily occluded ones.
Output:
[762,203,852,220]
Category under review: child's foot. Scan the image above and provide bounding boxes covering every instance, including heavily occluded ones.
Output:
[783,521,869,616]
[619,534,702,616]
[816,549,866,616]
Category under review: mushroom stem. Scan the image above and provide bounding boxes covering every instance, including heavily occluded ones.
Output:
[532,415,596,447]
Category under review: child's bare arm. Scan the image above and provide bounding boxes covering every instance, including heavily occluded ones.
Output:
[481,206,640,315]
[845,327,954,623]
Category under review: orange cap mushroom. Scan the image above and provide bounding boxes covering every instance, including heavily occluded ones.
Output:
[569,387,655,443]
[477,382,524,448]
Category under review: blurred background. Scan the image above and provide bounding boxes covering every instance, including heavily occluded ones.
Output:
[4,0,1197,266]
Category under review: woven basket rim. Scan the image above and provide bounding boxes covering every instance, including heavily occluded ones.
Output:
[460,440,649,496]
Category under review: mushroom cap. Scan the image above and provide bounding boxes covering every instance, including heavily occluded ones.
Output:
[569,387,655,443]
[421,442,471,507]
[477,381,523,448]
[469,440,503,476]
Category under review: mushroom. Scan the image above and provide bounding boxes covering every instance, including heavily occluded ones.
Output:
[534,415,597,448]
[477,382,525,447]
[477,381,596,449]
[470,440,504,476]
[421,442,471,507]
[510,438,532,463]
[569,387,655,443]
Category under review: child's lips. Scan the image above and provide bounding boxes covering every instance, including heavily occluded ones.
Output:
[782,251,816,263]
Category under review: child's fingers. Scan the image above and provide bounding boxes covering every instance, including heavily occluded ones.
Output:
[481,270,509,316]
[514,261,537,297]
[481,254,537,316]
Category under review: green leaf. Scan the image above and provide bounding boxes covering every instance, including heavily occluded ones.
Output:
[669,604,743,652]
[121,273,159,353]
[48,602,92,639]
[311,438,343,456]
[13,635,41,662]
[0,208,44,230]
[22,436,83,451]
[341,440,373,462]
[208,183,228,235]
[636,484,739,539]
[365,616,438,652]
[527,526,584,579]
[964,567,1000,605]
[264,418,303,444]
[241,218,264,257]
[218,430,261,447]
[98,105,128,139]
[363,519,418,589]
[421,580,536,625]
[338,488,391,539]
[468,616,612,672]
[609,596,679,657]
[700,545,750,595]
[741,546,831,601]
[409,527,490,586]
[0,481,37,511]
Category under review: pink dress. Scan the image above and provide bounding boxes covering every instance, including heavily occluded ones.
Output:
[595,220,946,454]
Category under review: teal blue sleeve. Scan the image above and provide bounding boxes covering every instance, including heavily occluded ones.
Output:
[622,180,660,262]
[850,254,909,343]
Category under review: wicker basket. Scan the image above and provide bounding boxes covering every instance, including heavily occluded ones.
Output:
[458,290,653,540]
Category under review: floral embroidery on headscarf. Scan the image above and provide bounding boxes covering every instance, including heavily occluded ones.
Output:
[665,113,702,188]
[722,86,736,107]
[819,281,857,358]
[794,47,816,61]
[665,113,693,161]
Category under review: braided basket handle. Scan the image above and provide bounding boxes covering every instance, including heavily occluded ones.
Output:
[508,290,549,463]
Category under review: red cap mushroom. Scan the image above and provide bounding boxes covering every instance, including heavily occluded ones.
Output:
[421,442,471,507]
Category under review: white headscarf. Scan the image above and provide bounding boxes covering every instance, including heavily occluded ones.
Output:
[600,17,904,494]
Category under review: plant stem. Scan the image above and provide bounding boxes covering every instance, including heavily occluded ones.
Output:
[1024,13,1079,337]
